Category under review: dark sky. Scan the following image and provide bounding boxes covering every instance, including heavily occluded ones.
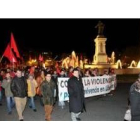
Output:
[0,19,140,59]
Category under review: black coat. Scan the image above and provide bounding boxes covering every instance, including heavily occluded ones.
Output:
[68,76,86,113]
[11,76,27,98]
[129,83,140,121]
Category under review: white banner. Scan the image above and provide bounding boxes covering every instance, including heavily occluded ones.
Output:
[58,75,116,102]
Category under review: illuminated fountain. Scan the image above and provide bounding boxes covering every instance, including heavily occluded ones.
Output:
[111,51,115,64]
[62,51,84,69]
[137,60,140,68]
[128,60,137,68]
[128,60,140,68]
[116,60,122,69]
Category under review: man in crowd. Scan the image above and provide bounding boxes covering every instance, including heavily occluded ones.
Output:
[129,74,140,121]
[11,69,28,121]
[68,68,86,121]
[41,72,56,121]
[2,72,15,114]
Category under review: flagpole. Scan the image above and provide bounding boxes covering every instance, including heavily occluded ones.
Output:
[10,33,14,71]
[0,55,4,63]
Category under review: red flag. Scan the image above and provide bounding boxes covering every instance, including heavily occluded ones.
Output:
[3,43,17,63]
[39,54,43,62]
[55,62,59,68]
[41,55,44,62]
[56,67,60,75]
[11,33,20,58]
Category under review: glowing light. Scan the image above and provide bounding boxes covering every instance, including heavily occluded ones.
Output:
[111,51,115,64]
[116,60,122,69]
[128,60,136,68]
[137,60,140,68]
[62,51,84,69]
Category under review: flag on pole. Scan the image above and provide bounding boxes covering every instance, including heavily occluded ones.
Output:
[39,54,43,62]
[3,43,17,63]
[11,32,20,58]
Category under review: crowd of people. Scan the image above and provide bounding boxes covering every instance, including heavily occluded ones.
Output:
[0,66,116,121]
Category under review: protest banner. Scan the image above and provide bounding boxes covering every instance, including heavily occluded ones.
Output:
[58,75,116,101]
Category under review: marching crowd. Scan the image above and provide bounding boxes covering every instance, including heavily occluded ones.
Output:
[0,66,116,121]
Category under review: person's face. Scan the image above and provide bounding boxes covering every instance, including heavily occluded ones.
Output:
[29,75,33,80]
[46,74,51,81]
[0,71,4,75]
[61,71,64,75]
[54,71,57,74]
[41,71,44,75]
[138,79,140,82]
[104,71,108,75]
[16,71,22,77]
[86,71,89,75]
[111,69,114,73]
[22,72,24,76]
[7,69,11,72]
[73,71,79,78]
[70,68,73,72]
[6,73,10,79]
[92,70,96,75]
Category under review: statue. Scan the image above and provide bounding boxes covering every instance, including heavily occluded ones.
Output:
[95,21,105,37]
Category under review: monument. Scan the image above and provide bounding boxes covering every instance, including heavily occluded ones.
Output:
[85,21,117,69]
[93,21,108,64]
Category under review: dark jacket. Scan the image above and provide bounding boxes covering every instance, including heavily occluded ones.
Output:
[129,82,140,121]
[2,78,13,97]
[68,76,86,113]
[41,80,56,105]
[11,76,27,98]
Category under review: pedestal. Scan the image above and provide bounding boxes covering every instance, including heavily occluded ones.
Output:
[93,37,108,64]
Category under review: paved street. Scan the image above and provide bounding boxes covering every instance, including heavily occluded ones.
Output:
[0,83,131,121]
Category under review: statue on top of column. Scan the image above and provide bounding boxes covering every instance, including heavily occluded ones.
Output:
[95,21,105,37]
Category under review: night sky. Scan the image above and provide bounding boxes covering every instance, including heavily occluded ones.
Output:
[0,19,140,60]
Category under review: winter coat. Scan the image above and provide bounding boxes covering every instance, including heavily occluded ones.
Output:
[68,76,86,113]
[1,78,13,97]
[27,79,37,97]
[11,76,27,98]
[36,76,43,95]
[129,82,140,121]
[41,80,56,105]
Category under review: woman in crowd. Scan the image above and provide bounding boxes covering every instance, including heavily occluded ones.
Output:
[84,69,91,77]
[27,74,38,112]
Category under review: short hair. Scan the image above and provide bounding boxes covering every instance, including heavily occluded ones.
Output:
[72,68,79,73]
[45,72,52,76]
[61,68,65,72]
[28,74,34,78]
[16,69,22,72]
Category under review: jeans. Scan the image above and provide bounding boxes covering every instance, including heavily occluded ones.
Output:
[71,112,81,121]
[29,97,36,110]
[6,97,15,113]
[58,101,65,109]
[40,96,44,106]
